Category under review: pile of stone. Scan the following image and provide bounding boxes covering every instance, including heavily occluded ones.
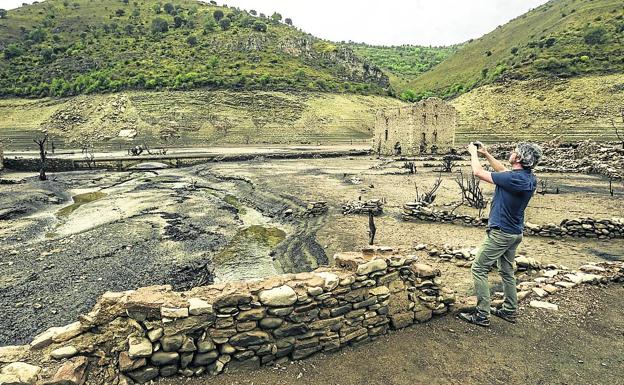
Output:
[302,201,328,217]
[1,248,454,385]
[402,201,487,226]
[525,217,624,239]
[342,199,384,215]
[403,201,623,240]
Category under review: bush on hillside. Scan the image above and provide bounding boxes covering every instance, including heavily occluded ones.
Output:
[213,10,224,21]
[252,21,267,32]
[219,18,231,30]
[151,17,169,34]
[584,26,608,45]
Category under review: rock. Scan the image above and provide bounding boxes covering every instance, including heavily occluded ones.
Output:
[31,322,83,350]
[555,281,576,289]
[531,287,548,298]
[196,339,216,353]
[369,286,390,296]
[50,346,78,360]
[316,272,339,291]
[160,335,184,352]
[542,269,559,278]
[258,285,297,307]
[188,298,213,316]
[118,352,146,373]
[410,263,440,278]
[193,351,219,366]
[128,337,152,359]
[259,317,283,329]
[127,366,159,384]
[229,331,271,347]
[160,307,188,318]
[48,356,88,385]
[542,284,559,295]
[529,301,558,311]
[356,259,387,275]
[151,352,179,366]
[389,312,414,329]
[237,308,265,322]
[0,345,30,364]
[146,328,163,342]
[0,362,41,384]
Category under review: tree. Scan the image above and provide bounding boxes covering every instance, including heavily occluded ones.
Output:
[285,18,292,25]
[219,18,231,30]
[213,10,224,21]
[249,10,257,16]
[151,17,168,34]
[252,20,267,32]
[0,9,7,19]
[163,2,175,15]
[115,8,125,17]
[34,134,48,181]
[270,12,282,23]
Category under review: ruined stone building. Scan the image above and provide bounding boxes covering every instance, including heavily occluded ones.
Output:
[373,97,457,156]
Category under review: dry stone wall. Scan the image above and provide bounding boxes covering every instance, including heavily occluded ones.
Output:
[402,201,624,239]
[1,248,455,385]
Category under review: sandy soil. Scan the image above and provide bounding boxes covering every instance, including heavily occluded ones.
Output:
[159,284,624,385]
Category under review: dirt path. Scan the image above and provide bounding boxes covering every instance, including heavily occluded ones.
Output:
[161,284,624,385]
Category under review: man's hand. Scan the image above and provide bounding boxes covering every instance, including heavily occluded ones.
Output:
[475,141,488,155]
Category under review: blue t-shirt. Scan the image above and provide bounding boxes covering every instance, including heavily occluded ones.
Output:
[489,169,537,234]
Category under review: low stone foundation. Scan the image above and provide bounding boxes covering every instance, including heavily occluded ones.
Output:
[0,248,455,385]
[402,202,624,239]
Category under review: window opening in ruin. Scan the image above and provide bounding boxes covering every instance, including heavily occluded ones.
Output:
[385,128,388,141]
[433,130,438,143]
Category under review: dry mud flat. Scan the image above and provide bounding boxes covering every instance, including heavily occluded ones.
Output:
[0,155,623,347]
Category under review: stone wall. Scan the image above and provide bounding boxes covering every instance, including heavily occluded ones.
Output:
[3,248,455,385]
[402,201,624,239]
[373,97,457,156]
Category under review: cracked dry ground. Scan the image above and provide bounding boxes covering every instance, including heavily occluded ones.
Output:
[1,156,623,352]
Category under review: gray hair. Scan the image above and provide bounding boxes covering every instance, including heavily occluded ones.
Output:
[515,142,542,169]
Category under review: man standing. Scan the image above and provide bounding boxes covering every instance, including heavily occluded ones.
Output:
[459,142,542,326]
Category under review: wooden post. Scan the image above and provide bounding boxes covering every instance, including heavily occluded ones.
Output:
[368,210,376,246]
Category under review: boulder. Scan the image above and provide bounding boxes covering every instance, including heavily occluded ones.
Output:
[0,362,41,384]
[47,356,88,385]
[356,259,388,275]
[50,346,78,360]
[410,263,440,278]
[258,285,297,307]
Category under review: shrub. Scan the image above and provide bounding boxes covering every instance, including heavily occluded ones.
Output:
[204,18,217,33]
[511,47,518,55]
[4,43,22,59]
[249,10,257,16]
[151,17,168,34]
[173,15,184,28]
[219,18,231,30]
[584,26,608,45]
[115,9,125,17]
[285,18,292,25]
[163,3,174,15]
[485,50,492,56]
[213,10,224,21]
[0,9,7,19]
[186,35,197,46]
[271,12,282,23]
[252,21,267,32]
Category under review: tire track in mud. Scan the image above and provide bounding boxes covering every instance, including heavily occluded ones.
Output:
[206,170,329,273]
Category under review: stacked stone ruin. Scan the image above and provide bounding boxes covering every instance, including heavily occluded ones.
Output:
[302,201,328,217]
[342,199,384,215]
[0,248,455,385]
[402,201,624,239]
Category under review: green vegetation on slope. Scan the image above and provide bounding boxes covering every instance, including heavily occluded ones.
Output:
[405,0,624,100]
[0,0,390,98]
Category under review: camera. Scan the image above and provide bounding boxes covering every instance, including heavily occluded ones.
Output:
[471,141,483,149]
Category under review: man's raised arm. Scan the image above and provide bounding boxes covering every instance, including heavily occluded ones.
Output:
[478,144,507,172]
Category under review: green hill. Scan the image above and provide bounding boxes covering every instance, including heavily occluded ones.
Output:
[345,43,461,95]
[0,0,390,98]
[404,0,624,100]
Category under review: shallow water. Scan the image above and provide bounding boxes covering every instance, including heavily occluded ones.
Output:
[56,191,107,218]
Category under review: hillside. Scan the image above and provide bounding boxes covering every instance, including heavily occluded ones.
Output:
[452,73,624,143]
[0,0,390,98]
[0,90,406,149]
[345,43,460,96]
[404,0,624,99]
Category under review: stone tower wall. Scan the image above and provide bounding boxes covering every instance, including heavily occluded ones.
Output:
[373,97,457,156]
